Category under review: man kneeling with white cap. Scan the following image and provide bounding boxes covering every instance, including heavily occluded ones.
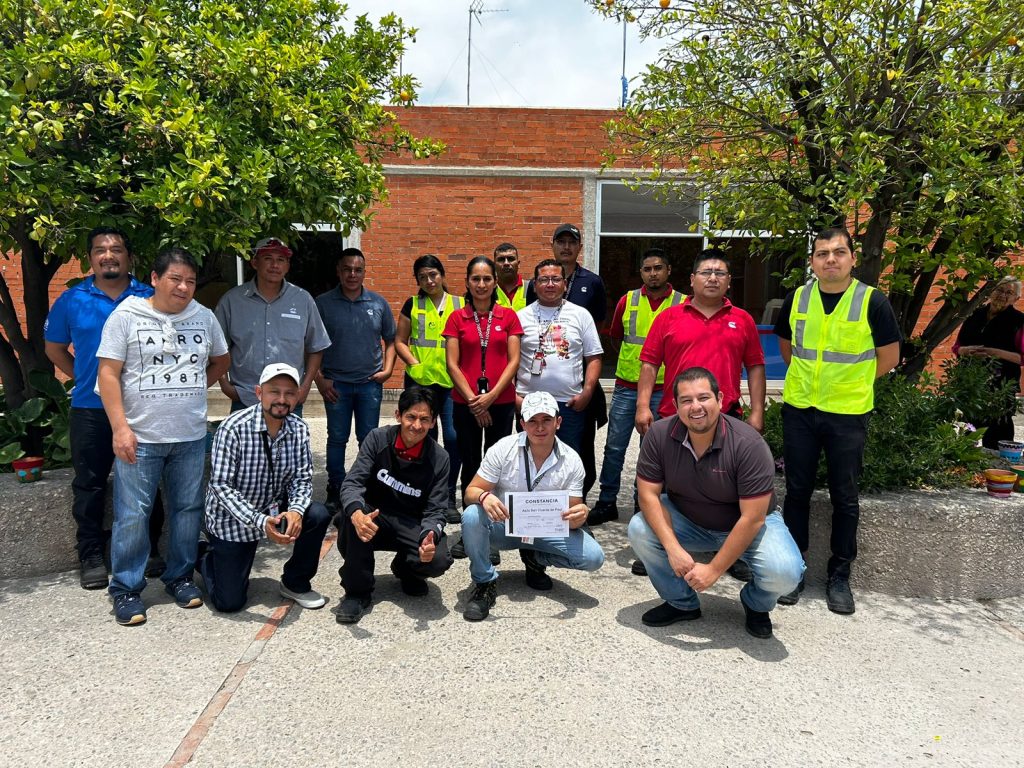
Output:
[460,391,605,621]
[199,363,331,612]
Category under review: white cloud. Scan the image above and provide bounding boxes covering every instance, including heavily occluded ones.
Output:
[344,0,663,108]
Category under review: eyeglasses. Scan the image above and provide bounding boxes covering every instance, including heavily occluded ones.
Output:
[416,271,442,282]
[535,276,565,285]
[694,269,729,279]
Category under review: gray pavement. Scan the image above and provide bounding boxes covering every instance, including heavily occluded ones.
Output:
[2,409,1024,767]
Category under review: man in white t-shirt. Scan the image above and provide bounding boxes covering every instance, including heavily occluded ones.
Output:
[97,247,230,626]
[516,259,603,453]
[459,391,605,621]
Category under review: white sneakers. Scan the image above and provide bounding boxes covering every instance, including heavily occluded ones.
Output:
[279,584,327,609]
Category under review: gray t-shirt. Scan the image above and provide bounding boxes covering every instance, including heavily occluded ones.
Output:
[215,280,331,406]
[636,413,775,532]
[97,296,228,444]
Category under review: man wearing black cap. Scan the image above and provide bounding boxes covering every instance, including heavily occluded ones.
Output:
[215,237,331,414]
[527,223,608,500]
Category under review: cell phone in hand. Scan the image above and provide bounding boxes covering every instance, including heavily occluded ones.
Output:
[277,517,288,534]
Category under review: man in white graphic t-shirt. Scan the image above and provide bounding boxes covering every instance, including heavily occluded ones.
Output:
[97,247,230,626]
[516,259,603,454]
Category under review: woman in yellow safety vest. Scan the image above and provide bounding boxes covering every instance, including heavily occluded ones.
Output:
[396,255,464,519]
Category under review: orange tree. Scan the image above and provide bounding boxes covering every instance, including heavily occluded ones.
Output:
[597,0,1023,376]
[0,0,439,407]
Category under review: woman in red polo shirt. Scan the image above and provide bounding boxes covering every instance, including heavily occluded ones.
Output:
[443,256,523,501]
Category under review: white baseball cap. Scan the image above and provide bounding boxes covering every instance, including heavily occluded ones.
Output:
[521,391,559,422]
[259,363,301,387]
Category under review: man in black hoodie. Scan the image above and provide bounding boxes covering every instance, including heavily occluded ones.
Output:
[336,385,454,624]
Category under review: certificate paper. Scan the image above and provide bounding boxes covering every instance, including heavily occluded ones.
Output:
[505,491,570,538]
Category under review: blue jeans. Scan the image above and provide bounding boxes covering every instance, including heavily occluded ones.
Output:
[461,503,605,584]
[108,438,207,597]
[325,380,383,487]
[597,386,663,505]
[556,402,586,453]
[628,495,804,613]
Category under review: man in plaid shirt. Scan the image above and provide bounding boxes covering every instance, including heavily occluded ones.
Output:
[199,363,332,612]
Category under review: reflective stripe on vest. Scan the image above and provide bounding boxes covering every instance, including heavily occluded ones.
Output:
[496,281,528,312]
[784,279,877,413]
[409,294,464,387]
[615,289,684,384]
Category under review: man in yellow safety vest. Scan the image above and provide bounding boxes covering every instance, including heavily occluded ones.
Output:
[494,242,529,312]
[774,227,901,615]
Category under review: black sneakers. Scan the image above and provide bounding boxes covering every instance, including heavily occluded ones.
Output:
[777,576,805,606]
[79,553,108,590]
[727,559,753,582]
[336,594,371,624]
[641,602,702,627]
[826,575,856,614]
[587,500,619,527]
[519,549,553,591]
[463,579,498,621]
[743,602,773,639]
[325,483,341,511]
[631,560,647,576]
[391,561,428,597]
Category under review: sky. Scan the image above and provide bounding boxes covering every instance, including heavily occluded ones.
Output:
[343,0,665,108]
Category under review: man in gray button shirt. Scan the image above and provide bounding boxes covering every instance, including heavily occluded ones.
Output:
[628,366,804,639]
[315,247,397,508]
[215,237,331,413]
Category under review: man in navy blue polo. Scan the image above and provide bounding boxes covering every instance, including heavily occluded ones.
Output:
[314,247,397,510]
[44,227,162,589]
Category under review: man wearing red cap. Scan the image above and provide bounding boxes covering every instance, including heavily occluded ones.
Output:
[215,237,331,415]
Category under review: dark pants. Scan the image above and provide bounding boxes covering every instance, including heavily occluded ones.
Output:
[781,404,869,579]
[579,387,607,500]
[70,407,164,560]
[452,401,515,501]
[338,511,454,598]
[981,415,1016,449]
[199,501,332,613]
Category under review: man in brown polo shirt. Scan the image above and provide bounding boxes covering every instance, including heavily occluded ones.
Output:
[627,366,803,639]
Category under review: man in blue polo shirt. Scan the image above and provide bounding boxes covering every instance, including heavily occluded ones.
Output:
[44,227,162,589]
[315,247,397,509]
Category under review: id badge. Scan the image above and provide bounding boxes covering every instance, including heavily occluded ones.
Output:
[530,355,544,375]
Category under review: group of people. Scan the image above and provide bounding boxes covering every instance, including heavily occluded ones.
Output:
[45,222,913,639]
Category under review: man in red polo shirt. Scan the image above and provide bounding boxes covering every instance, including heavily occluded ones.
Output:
[635,249,766,434]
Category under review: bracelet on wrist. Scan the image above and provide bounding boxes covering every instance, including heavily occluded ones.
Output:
[479,491,491,505]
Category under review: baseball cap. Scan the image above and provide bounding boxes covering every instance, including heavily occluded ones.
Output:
[253,237,293,258]
[552,223,581,241]
[521,391,559,422]
[259,363,301,387]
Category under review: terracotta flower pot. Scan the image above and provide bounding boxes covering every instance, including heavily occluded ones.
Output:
[11,456,43,483]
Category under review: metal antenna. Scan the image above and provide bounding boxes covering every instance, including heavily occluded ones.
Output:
[467,1,508,105]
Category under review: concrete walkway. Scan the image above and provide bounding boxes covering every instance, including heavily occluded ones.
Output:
[2,412,1023,767]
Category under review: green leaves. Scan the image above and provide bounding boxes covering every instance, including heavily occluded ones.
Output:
[0,0,439,264]
[604,0,1024,373]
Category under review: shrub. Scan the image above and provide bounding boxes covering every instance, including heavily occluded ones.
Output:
[764,368,993,492]
[0,371,72,470]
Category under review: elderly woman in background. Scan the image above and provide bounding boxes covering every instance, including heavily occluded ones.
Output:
[954,276,1024,448]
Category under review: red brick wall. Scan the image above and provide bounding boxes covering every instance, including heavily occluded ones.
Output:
[384,106,628,168]
[11,106,1006,388]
